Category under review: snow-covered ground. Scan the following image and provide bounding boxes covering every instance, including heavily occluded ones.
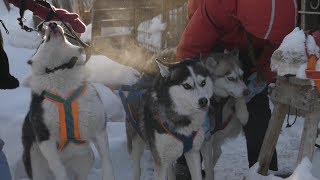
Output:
[1,3,320,180]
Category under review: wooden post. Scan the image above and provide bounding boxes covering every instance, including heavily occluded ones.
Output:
[258,103,289,175]
[297,110,320,164]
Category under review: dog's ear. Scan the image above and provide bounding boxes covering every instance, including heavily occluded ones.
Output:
[228,49,239,58]
[155,59,170,77]
[205,56,218,68]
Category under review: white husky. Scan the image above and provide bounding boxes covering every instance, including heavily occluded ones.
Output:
[22,22,115,180]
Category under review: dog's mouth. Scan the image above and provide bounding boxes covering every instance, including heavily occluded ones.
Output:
[45,23,64,42]
[197,105,209,112]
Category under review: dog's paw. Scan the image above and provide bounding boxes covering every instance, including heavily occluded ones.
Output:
[235,97,249,125]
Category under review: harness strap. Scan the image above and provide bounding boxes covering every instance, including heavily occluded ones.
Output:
[119,85,199,153]
[118,88,145,138]
[44,84,87,150]
[160,122,198,153]
[304,33,320,91]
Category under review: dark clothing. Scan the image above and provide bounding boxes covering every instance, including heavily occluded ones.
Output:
[244,89,278,170]
[0,28,19,89]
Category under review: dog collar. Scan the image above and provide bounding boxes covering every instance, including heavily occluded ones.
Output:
[45,56,78,74]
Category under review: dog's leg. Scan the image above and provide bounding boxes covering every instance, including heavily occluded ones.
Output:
[92,130,115,180]
[130,136,145,180]
[30,145,52,180]
[38,141,69,180]
[211,141,222,171]
[69,148,94,180]
[167,163,176,180]
[185,151,202,180]
[154,163,168,180]
[201,140,214,180]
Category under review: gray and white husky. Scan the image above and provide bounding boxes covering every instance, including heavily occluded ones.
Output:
[201,51,249,180]
[125,59,214,180]
[22,23,115,180]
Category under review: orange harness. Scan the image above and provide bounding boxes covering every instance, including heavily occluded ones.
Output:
[44,84,87,150]
[305,34,320,91]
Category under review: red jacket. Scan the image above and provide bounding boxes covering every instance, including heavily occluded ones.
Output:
[177,0,297,82]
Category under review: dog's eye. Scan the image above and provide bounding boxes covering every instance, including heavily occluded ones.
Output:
[200,80,206,87]
[227,77,236,81]
[182,83,192,90]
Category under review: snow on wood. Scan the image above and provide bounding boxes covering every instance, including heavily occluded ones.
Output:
[271,27,320,82]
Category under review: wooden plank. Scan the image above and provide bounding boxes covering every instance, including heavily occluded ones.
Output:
[270,77,320,112]
[297,110,320,164]
[258,103,289,175]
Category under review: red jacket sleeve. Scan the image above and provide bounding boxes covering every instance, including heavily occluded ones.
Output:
[176,0,220,60]
[8,0,86,33]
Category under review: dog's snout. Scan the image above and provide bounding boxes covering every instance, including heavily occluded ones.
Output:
[48,22,57,30]
[243,89,249,96]
[198,98,208,107]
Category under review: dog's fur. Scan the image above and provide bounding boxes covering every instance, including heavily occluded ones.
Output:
[22,24,115,180]
[201,52,249,180]
[126,59,214,180]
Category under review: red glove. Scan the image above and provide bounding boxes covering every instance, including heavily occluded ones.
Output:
[8,0,86,33]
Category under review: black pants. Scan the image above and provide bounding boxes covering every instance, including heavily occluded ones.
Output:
[177,90,278,171]
[243,89,278,170]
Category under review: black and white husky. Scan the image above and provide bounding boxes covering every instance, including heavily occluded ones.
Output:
[122,59,214,180]
[202,52,249,180]
[22,23,114,180]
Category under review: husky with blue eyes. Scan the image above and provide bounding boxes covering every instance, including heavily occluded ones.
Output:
[122,58,214,180]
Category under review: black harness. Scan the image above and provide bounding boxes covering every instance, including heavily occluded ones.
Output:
[45,56,78,74]
[209,97,231,135]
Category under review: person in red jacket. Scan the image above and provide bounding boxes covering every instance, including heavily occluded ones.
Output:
[175,0,297,178]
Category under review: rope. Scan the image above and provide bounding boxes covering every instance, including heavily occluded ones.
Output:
[285,106,298,128]
[0,20,9,34]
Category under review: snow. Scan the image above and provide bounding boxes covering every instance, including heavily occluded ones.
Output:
[80,23,92,43]
[137,15,166,52]
[1,4,320,180]
[85,55,141,88]
[247,158,318,180]
[271,27,320,82]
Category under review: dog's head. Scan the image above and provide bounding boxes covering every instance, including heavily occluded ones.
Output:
[28,22,86,75]
[155,59,214,115]
[205,51,248,98]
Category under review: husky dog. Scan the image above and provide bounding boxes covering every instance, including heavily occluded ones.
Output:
[124,59,214,180]
[201,52,249,180]
[22,22,114,180]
